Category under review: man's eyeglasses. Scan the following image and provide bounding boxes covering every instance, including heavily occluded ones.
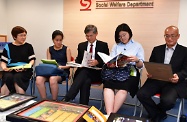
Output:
[164,34,178,39]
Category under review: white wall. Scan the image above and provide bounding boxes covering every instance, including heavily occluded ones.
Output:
[178,0,187,46]
[0,0,7,34]
[1,0,186,65]
[6,0,63,64]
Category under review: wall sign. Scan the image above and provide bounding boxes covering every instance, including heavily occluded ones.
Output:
[80,0,154,11]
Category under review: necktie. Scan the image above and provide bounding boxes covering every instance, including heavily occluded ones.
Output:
[89,44,93,59]
[89,44,93,53]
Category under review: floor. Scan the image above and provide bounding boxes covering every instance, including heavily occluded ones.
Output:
[26,81,187,122]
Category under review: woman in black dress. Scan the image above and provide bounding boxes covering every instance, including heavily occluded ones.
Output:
[36,30,71,101]
[1,26,36,95]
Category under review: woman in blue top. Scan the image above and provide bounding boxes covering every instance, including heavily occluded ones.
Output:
[103,23,144,115]
[36,30,71,101]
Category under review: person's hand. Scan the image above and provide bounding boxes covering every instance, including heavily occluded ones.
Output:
[147,73,152,78]
[126,56,139,63]
[170,73,179,83]
[107,63,116,68]
[15,68,26,72]
[3,68,13,72]
[87,59,98,67]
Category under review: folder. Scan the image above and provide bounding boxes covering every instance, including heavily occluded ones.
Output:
[144,61,173,81]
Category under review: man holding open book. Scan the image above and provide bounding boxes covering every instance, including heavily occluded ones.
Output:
[137,26,187,122]
[62,24,109,105]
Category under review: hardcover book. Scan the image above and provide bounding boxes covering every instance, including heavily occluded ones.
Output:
[41,59,58,66]
[97,52,129,67]
[8,64,32,70]
[83,106,107,122]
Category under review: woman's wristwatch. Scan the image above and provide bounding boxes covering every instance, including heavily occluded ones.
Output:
[135,59,141,63]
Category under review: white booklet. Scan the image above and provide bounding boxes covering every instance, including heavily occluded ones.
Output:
[66,51,101,70]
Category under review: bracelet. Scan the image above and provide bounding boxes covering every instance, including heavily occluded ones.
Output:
[136,59,140,63]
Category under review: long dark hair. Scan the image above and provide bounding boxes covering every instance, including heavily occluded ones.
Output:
[115,23,133,43]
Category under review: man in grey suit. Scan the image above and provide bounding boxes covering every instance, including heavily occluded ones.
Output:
[137,26,187,122]
[62,24,109,105]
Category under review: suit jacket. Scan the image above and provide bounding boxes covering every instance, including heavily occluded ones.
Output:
[149,43,187,98]
[74,40,109,81]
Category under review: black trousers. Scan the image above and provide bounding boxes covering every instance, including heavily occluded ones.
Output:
[65,68,101,105]
[137,79,179,119]
[1,70,32,92]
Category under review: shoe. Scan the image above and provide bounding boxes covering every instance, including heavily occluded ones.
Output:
[61,97,70,102]
[152,113,167,122]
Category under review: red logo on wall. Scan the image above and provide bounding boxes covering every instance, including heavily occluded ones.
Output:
[80,0,92,11]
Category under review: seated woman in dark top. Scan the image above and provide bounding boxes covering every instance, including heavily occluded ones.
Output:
[36,30,72,101]
[0,26,36,95]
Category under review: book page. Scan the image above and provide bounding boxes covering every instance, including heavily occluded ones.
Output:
[66,51,101,70]
[81,51,92,67]
[66,62,82,67]
[97,52,129,67]
[97,52,112,63]
[66,62,101,70]
[109,54,129,67]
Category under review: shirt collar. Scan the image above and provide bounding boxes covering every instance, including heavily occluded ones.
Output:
[166,43,177,50]
[88,40,97,46]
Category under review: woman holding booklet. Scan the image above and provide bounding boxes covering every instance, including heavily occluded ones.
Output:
[0,26,36,95]
[36,30,71,101]
[103,23,144,115]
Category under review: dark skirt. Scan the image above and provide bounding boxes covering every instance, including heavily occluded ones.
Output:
[1,69,33,93]
[103,69,140,98]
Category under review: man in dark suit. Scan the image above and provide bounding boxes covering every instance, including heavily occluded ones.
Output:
[137,26,187,122]
[62,24,109,105]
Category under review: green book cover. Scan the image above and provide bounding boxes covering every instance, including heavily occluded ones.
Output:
[41,59,58,66]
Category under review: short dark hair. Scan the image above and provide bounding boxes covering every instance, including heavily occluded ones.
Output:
[11,26,27,40]
[52,30,64,40]
[84,24,98,34]
[115,23,133,43]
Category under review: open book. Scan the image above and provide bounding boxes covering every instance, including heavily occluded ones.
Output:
[41,59,58,66]
[9,64,31,69]
[66,51,101,70]
[83,106,107,122]
[97,52,129,67]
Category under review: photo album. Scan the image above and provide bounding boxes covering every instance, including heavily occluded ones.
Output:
[97,52,129,67]
[6,100,90,122]
[0,93,36,112]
